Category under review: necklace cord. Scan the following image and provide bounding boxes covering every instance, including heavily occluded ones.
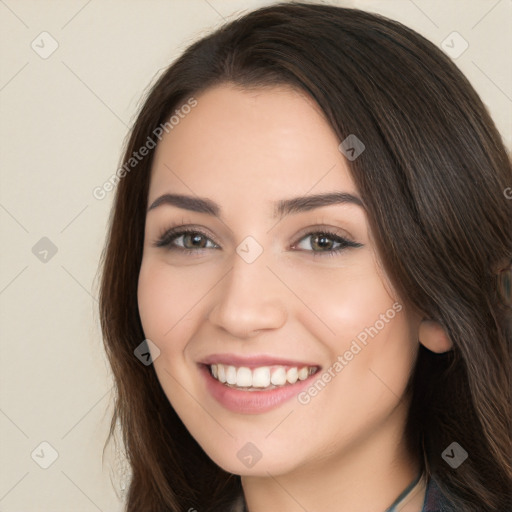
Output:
[384,472,424,512]
[240,472,425,512]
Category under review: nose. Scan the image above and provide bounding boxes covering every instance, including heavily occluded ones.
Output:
[208,254,288,338]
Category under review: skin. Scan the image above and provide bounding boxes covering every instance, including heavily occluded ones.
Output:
[137,84,450,512]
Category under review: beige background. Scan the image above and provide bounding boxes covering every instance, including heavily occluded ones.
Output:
[1,1,510,510]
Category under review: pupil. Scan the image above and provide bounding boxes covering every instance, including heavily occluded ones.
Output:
[313,234,332,250]
[186,233,205,248]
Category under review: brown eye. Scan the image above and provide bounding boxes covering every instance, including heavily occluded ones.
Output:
[294,231,361,254]
[182,232,209,249]
[154,228,219,251]
[310,234,336,251]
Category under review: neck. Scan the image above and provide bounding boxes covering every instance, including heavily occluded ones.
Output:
[241,406,426,512]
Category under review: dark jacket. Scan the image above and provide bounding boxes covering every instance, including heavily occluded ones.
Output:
[422,478,452,511]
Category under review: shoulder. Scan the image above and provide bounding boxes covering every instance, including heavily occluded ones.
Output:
[422,477,453,512]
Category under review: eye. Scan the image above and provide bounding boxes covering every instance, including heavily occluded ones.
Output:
[153,225,362,257]
[292,230,362,256]
[153,227,219,251]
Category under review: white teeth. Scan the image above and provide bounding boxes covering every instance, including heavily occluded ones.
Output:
[209,363,317,389]
[298,367,309,380]
[286,367,298,384]
[236,367,252,387]
[226,365,237,385]
[252,367,271,388]
[270,367,287,386]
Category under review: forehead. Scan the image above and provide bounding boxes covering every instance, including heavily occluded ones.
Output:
[148,84,358,205]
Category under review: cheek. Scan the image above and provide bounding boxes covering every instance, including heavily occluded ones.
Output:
[287,258,416,410]
[137,257,210,342]
[137,261,198,385]
[327,270,415,383]
[138,261,176,342]
[282,256,399,345]
[137,259,205,403]
[137,258,236,455]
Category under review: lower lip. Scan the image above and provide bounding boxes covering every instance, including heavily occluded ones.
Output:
[199,365,319,414]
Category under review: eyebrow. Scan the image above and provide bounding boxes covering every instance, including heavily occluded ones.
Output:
[147,192,364,218]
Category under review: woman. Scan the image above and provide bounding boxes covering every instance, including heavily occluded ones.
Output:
[99,3,512,511]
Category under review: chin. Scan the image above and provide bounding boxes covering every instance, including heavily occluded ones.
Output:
[201,442,302,477]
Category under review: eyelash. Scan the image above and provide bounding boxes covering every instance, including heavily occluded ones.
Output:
[153,225,362,258]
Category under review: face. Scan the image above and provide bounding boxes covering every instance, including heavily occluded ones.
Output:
[137,84,421,476]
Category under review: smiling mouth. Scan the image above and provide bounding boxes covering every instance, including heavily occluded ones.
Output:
[207,363,320,391]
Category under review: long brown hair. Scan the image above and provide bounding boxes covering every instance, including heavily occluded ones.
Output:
[99,3,512,511]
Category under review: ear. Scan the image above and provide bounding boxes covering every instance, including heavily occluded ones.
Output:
[418,319,453,353]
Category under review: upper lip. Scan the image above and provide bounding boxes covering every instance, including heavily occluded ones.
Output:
[200,353,321,369]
